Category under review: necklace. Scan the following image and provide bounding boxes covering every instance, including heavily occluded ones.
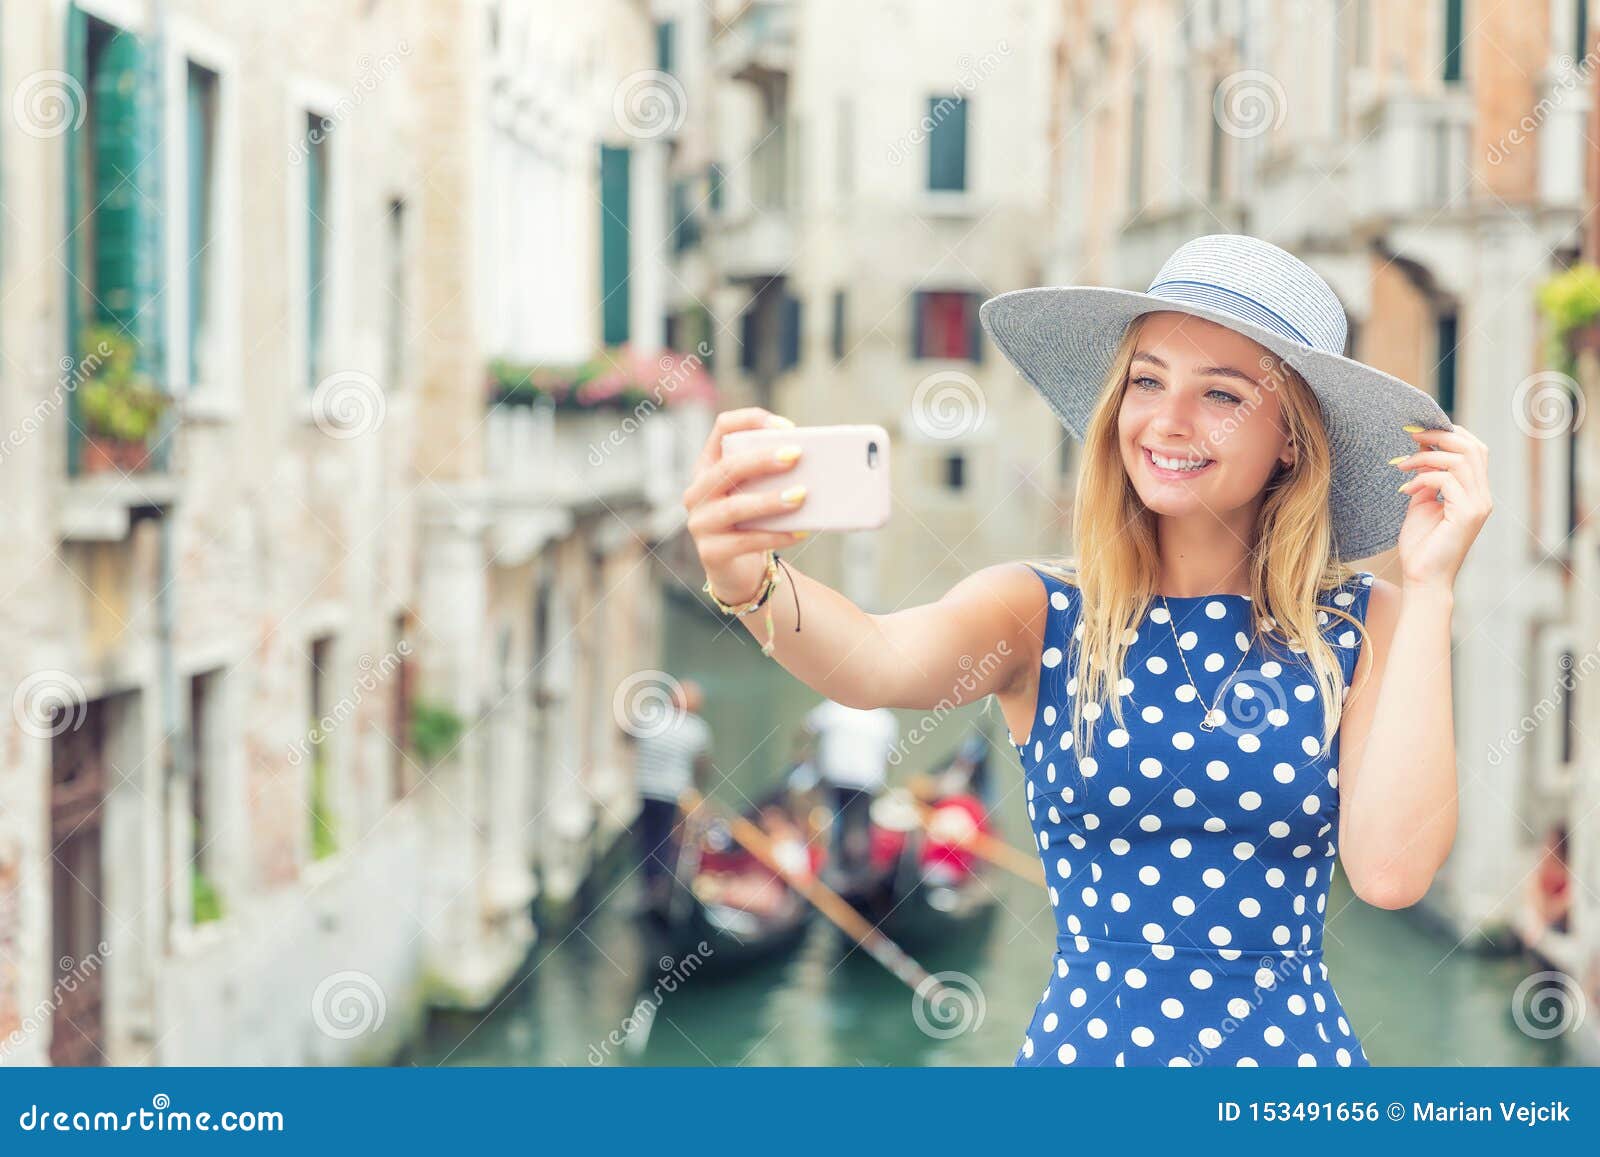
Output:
[1158,596,1259,732]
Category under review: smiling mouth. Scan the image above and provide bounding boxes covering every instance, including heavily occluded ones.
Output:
[1142,446,1215,478]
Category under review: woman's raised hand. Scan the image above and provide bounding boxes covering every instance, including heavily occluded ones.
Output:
[682,408,809,605]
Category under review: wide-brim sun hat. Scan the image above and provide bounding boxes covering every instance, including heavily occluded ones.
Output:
[979,232,1452,561]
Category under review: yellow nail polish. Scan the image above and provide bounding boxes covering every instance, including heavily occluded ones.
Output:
[781,484,807,503]
[774,445,802,463]
[1397,482,1409,492]
[1387,456,1408,465]
[766,415,795,427]
[1402,424,1423,433]
[791,530,810,539]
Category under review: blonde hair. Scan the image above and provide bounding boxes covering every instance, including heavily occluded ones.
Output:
[1019,314,1372,770]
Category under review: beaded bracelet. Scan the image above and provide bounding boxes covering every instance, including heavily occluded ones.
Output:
[703,550,802,656]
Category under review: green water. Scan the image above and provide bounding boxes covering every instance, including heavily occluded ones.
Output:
[408,588,1579,1067]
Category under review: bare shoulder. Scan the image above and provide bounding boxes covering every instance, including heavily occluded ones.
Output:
[944,561,1055,694]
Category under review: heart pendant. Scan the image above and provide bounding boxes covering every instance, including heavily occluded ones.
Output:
[1198,719,1215,733]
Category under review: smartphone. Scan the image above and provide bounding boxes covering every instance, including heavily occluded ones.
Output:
[720,424,891,533]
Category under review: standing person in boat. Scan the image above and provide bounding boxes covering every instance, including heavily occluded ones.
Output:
[800,699,898,883]
[630,678,713,914]
[682,234,1490,1066]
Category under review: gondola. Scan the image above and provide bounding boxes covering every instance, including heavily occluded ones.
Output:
[642,784,817,974]
[826,752,1002,950]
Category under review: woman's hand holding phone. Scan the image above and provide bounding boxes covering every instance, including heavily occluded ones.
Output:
[682,408,811,605]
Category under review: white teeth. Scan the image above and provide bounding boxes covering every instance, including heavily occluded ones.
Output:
[1149,449,1210,472]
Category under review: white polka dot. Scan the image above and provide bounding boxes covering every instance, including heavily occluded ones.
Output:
[1198,1027,1223,1048]
[1172,731,1194,750]
[1205,600,1227,619]
[1204,652,1224,672]
[1087,1018,1108,1038]
[1141,705,1164,723]
[1238,897,1261,917]
[1131,1025,1154,1046]
[1042,1012,1058,1032]
[1138,865,1161,885]
[1042,647,1062,668]
[1206,760,1230,780]
[1142,923,1165,943]
[1140,757,1163,777]
[1172,894,1196,916]
[1239,790,1262,810]
[1189,968,1213,989]
[1108,728,1129,748]
[1108,786,1131,806]
[1178,630,1197,649]
[1173,788,1196,807]
[1125,968,1147,988]
[1170,837,1192,858]
[1057,1042,1077,1063]
[1161,998,1184,1018]
[1146,655,1168,674]
[1264,1025,1285,1046]
[1208,925,1232,946]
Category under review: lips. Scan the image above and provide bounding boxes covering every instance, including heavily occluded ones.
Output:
[1142,446,1215,480]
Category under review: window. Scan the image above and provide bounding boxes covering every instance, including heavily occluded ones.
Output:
[184,63,220,391]
[708,161,724,214]
[830,290,847,361]
[943,452,966,491]
[912,291,982,361]
[304,111,331,389]
[308,636,337,860]
[656,20,675,74]
[1434,311,1458,415]
[1442,0,1464,84]
[187,669,224,924]
[384,198,407,391]
[1559,648,1576,765]
[1578,0,1591,60]
[926,95,968,192]
[600,144,631,345]
[64,12,167,472]
[779,294,802,371]
[391,612,414,799]
[670,178,699,253]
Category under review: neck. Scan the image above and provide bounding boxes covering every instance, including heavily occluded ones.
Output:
[1154,515,1255,598]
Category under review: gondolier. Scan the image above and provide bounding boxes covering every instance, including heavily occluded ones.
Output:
[630,678,713,913]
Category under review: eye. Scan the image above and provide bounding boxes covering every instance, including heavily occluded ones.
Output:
[1131,375,1162,391]
[1208,389,1243,405]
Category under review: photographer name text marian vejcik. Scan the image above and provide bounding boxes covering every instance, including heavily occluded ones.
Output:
[1414,1101,1571,1125]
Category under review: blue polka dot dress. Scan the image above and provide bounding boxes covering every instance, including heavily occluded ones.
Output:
[1010,565,1376,1068]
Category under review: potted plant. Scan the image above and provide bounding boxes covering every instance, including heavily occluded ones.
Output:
[410,698,465,768]
[1537,262,1600,373]
[75,324,168,474]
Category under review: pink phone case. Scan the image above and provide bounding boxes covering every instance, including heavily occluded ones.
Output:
[720,424,891,532]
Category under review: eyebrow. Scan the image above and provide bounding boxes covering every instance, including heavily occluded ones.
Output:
[1131,350,1260,389]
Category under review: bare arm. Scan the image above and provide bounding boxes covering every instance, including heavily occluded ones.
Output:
[1333,577,1459,909]
[684,407,1045,715]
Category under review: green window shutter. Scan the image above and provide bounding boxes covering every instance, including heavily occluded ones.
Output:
[779,295,801,370]
[64,5,88,474]
[966,293,983,363]
[92,25,165,378]
[600,144,631,345]
[1443,0,1464,83]
[910,290,925,357]
[927,95,967,192]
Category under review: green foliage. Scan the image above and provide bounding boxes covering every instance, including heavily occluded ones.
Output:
[1536,262,1600,372]
[410,699,465,766]
[191,865,224,924]
[308,726,338,861]
[77,323,168,442]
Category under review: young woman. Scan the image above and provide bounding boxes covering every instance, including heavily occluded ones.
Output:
[681,234,1492,1066]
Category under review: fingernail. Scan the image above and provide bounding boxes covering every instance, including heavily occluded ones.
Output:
[781,484,807,503]
[792,530,810,539]
[1402,424,1423,433]
[1396,482,1409,492]
[774,445,802,463]
[766,415,795,427]
[1387,456,1409,465]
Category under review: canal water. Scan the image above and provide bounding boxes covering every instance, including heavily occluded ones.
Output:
[407,587,1574,1067]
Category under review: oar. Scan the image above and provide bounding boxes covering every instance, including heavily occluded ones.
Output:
[910,797,1045,887]
[678,789,957,1003]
